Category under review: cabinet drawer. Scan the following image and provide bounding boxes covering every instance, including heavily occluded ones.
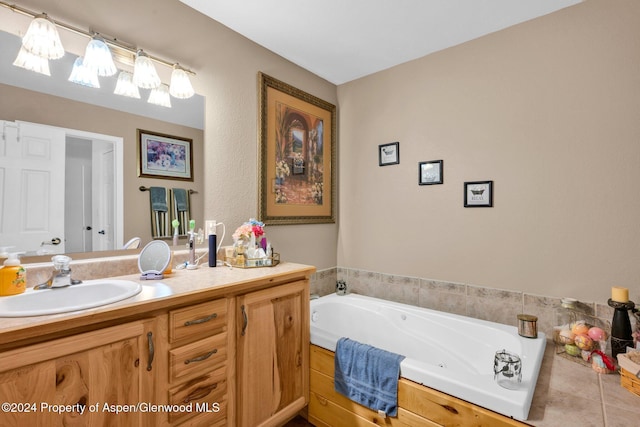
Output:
[170,333,227,382]
[172,403,227,427]
[168,365,227,424]
[169,299,227,344]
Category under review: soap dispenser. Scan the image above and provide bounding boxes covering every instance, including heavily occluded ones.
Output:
[0,253,26,296]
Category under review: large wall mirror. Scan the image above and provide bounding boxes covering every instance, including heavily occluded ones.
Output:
[0,27,205,261]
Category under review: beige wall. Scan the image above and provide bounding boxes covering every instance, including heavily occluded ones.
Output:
[4,0,339,269]
[337,0,640,302]
[0,83,204,247]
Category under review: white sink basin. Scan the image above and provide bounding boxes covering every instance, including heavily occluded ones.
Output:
[0,279,142,317]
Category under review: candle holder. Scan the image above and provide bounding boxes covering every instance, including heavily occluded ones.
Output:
[608,298,635,359]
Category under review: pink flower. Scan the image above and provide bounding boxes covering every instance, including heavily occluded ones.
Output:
[233,219,266,241]
[252,225,264,238]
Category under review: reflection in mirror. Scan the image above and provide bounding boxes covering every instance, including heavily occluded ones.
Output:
[0,29,204,130]
[0,27,205,260]
[141,186,193,239]
[122,237,142,250]
[0,120,123,255]
[147,186,171,239]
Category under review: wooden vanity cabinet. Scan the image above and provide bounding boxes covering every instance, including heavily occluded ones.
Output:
[0,266,314,427]
[0,318,158,427]
[236,280,310,427]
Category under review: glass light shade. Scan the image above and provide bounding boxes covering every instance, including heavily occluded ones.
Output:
[22,14,65,60]
[68,57,100,88]
[12,46,50,76]
[169,65,195,99]
[133,50,161,89]
[83,36,117,77]
[114,71,141,98]
[148,84,171,108]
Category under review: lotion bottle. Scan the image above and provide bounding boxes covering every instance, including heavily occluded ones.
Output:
[0,253,26,296]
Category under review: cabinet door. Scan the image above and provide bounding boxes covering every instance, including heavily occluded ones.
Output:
[237,280,310,427]
[0,319,157,427]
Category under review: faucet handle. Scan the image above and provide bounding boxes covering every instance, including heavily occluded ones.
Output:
[51,255,71,271]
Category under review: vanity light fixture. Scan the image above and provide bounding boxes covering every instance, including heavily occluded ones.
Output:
[1,1,196,104]
[68,56,100,88]
[148,83,171,108]
[133,49,161,89]
[113,70,141,98]
[82,35,117,77]
[12,45,50,75]
[169,64,195,99]
[20,13,65,60]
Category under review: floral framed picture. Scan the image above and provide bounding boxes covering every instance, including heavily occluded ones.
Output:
[137,129,193,181]
[379,142,399,166]
[419,160,443,185]
[258,72,336,225]
[464,180,493,207]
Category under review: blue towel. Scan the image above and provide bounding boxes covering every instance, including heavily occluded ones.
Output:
[334,337,405,417]
[150,187,167,212]
[172,188,188,212]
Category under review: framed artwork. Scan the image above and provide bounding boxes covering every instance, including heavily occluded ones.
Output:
[379,142,399,166]
[419,160,443,185]
[137,129,193,181]
[258,72,336,225]
[464,180,493,207]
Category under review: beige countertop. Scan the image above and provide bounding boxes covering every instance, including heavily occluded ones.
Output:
[0,261,315,348]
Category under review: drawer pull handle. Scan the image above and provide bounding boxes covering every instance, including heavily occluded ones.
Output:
[183,383,218,403]
[184,349,218,364]
[184,313,218,326]
[316,395,328,406]
[146,332,155,371]
[241,305,248,336]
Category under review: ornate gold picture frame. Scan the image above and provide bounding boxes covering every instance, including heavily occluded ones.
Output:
[258,73,336,224]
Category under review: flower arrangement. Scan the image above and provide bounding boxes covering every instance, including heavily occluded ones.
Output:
[232,218,264,242]
[230,218,275,267]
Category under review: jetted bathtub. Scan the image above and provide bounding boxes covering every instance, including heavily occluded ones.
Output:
[310,293,546,421]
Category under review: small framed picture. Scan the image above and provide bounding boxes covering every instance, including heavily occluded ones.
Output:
[419,160,443,185]
[137,129,193,181]
[464,181,493,207]
[379,142,399,166]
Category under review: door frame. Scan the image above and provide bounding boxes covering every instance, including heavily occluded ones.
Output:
[62,127,124,250]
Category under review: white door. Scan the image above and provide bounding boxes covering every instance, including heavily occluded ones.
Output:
[0,120,66,254]
[64,136,92,253]
[92,140,115,251]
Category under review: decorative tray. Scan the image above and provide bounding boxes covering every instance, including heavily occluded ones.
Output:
[225,252,280,268]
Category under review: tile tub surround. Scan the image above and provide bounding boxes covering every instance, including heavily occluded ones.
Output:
[309,267,640,426]
[310,267,633,340]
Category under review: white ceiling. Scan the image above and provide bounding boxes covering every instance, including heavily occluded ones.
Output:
[179,0,582,85]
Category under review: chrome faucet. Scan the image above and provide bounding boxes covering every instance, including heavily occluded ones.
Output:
[35,255,82,289]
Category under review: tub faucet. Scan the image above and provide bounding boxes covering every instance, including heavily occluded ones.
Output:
[336,280,347,296]
[35,255,82,289]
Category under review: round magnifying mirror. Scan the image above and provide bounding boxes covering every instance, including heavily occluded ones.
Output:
[138,240,171,279]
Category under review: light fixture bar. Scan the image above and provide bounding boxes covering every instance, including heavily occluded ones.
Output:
[0,0,195,75]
